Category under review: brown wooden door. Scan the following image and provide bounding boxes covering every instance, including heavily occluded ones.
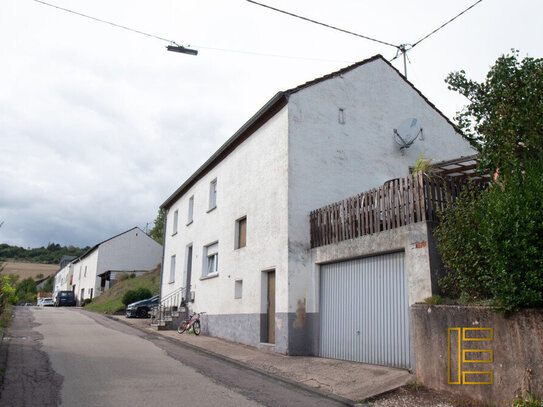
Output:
[267,271,275,344]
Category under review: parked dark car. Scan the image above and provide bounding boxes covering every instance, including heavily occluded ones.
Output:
[55,291,76,307]
[126,295,159,318]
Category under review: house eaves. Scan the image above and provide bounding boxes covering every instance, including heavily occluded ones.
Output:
[75,227,143,261]
[161,54,462,210]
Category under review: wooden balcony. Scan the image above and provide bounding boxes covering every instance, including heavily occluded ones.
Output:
[309,172,469,248]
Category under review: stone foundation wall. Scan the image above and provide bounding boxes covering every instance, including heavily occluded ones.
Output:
[411,305,543,404]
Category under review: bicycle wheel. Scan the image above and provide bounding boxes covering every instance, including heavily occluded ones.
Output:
[193,320,201,335]
[177,321,187,334]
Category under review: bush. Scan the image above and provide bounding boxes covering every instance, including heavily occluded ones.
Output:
[82,298,92,306]
[436,160,543,312]
[122,287,152,306]
[129,273,136,279]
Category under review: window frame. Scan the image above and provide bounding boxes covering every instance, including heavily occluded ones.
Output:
[169,254,176,284]
[172,209,179,235]
[187,195,194,225]
[208,179,217,211]
[235,216,247,249]
[234,279,243,299]
[202,241,219,279]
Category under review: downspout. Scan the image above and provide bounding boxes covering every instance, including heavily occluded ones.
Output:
[158,209,168,302]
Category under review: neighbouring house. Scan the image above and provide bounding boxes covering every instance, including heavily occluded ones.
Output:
[53,258,75,295]
[54,227,162,304]
[158,54,474,367]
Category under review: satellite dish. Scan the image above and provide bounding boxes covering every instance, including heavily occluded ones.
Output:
[393,118,423,151]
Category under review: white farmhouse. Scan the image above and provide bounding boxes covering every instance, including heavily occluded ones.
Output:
[69,227,162,303]
[159,55,474,364]
[53,258,75,296]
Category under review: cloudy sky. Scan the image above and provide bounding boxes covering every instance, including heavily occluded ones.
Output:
[1,0,541,249]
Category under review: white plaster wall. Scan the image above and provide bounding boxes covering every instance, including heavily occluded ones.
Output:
[286,58,475,314]
[96,228,162,280]
[161,106,290,316]
[73,250,99,302]
[53,263,73,297]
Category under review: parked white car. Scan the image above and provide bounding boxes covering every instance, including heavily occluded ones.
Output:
[40,298,54,307]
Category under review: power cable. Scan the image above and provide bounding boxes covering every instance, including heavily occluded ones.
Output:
[411,0,484,48]
[246,0,400,50]
[33,0,182,46]
[247,0,484,76]
[32,0,350,62]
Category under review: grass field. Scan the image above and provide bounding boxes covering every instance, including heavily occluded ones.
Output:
[0,262,59,281]
[84,267,160,314]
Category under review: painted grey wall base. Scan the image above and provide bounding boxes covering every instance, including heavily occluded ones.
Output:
[287,312,319,356]
[200,312,318,355]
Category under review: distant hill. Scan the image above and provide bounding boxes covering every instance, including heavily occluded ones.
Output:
[1,262,60,281]
[0,243,89,264]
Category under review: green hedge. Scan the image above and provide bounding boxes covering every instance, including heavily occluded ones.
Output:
[435,159,543,312]
[122,287,153,306]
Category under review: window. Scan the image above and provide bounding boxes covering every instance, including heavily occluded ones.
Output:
[173,210,179,235]
[169,255,176,283]
[84,266,87,277]
[234,280,243,299]
[209,179,217,210]
[187,196,194,224]
[203,242,218,277]
[235,217,247,249]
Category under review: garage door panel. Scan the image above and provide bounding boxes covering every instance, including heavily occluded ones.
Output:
[319,251,410,369]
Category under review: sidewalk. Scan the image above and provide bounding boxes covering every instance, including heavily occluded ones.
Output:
[109,314,413,404]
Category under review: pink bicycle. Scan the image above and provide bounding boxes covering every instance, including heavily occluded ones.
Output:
[177,312,205,335]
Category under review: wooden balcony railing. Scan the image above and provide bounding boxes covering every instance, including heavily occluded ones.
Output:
[309,173,467,248]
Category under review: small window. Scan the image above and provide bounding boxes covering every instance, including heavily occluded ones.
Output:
[169,255,176,283]
[84,266,87,277]
[234,280,243,299]
[338,108,345,124]
[209,179,217,210]
[203,242,218,277]
[235,217,247,249]
[173,210,179,235]
[188,196,194,224]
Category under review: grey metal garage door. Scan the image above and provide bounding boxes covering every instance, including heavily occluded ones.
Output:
[319,251,411,369]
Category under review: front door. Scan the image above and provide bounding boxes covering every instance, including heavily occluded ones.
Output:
[267,271,276,344]
[185,245,193,300]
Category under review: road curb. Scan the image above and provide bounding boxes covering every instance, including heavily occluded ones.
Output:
[101,313,369,407]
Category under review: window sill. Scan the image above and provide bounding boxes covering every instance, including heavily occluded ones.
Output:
[235,245,246,251]
[186,220,193,226]
[172,232,178,236]
[206,206,217,213]
[168,280,175,284]
[200,273,219,281]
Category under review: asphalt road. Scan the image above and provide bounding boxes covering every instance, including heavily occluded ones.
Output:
[0,307,343,407]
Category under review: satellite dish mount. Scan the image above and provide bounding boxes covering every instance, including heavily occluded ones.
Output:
[393,118,423,154]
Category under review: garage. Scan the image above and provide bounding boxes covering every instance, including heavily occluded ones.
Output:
[319,251,411,369]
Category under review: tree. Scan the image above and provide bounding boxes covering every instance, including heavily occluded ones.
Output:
[445,50,543,173]
[436,52,543,312]
[40,275,55,293]
[148,209,165,245]
[15,277,37,304]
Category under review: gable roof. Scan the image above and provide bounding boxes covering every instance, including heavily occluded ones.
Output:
[161,54,460,210]
[72,227,148,263]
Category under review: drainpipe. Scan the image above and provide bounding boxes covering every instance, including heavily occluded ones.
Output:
[158,208,168,302]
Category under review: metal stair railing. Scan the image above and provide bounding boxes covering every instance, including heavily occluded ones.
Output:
[151,286,185,325]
